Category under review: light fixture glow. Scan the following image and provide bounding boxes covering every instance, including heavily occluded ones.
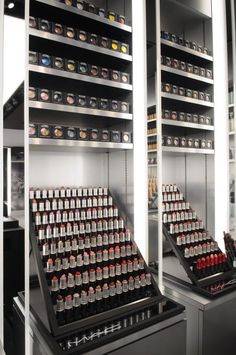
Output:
[7,1,15,9]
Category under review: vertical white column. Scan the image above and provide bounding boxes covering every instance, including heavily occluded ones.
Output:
[231,0,236,239]
[0,0,4,347]
[24,1,30,354]
[156,0,163,289]
[132,0,148,261]
[212,0,229,250]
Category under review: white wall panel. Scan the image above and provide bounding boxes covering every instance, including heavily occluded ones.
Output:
[29,151,108,188]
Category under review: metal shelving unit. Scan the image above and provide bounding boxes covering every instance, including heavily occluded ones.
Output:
[29,101,132,120]
[162,119,214,131]
[34,0,132,33]
[29,65,133,91]
[29,28,133,62]
[161,92,214,107]
[162,146,214,154]
[29,138,133,152]
[161,65,214,84]
[161,38,213,62]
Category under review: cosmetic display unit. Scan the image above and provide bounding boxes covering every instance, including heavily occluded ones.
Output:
[20,0,187,354]
[150,184,236,298]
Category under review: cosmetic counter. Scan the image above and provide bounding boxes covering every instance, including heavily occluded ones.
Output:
[1,0,236,354]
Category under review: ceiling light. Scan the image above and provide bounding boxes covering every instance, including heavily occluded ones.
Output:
[6,1,15,9]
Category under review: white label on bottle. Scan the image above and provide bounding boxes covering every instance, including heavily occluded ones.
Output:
[64,199,69,210]
[63,212,68,223]
[29,189,34,199]
[35,190,41,199]
[58,199,63,210]
[39,202,44,212]
[32,201,37,212]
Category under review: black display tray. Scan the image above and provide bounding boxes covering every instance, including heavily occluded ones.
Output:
[162,224,235,288]
[150,254,236,299]
[30,198,164,337]
[18,283,185,354]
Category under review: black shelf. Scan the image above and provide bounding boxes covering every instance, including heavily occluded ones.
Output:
[29,100,132,120]
[29,65,133,91]
[161,39,213,63]
[32,0,132,35]
[29,28,132,62]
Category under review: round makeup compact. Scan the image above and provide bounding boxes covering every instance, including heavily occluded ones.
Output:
[90,130,99,140]
[52,91,63,104]
[88,4,96,13]
[29,124,36,137]
[39,89,50,102]
[111,70,120,81]
[79,62,88,74]
[40,125,50,138]
[40,19,50,32]
[66,127,76,139]
[65,94,76,105]
[117,15,125,24]
[179,112,186,121]
[29,52,38,64]
[78,95,87,107]
[99,37,109,48]
[101,131,109,141]
[99,99,109,110]
[112,133,120,142]
[66,60,76,72]
[171,111,177,120]
[64,0,73,6]
[111,40,119,51]
[108,11,116,21]
[41,54,51,67]
[66,27,75,39]
[122,133,130,143]
[100,68,109,79]
[53,126,64,138]
[79,129,88,140]
[89,34,98,45]
[76,1,84,10]
[78,30,87,42]
[98,8,105,17]
[111,100,119,111]
[121,73,129,83]
[90,65,98,77]
[29,17,37,28]
[28,87,37,100]
[89,97,97,108]
[54,57,64,70]
[121,102,129,113]
[53,23,63,35]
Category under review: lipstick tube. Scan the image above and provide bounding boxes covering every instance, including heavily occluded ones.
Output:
[51,276,59,305]
[56,295,65,325]
[67,273,75,295]
[73,293,81,320]
[88,287,96,316]
[122,279,129,305]
[62,257,69,277]
[75,271,82,294]
[54,258,62,279]
[115,263,122,282]
[80,290,88,318]
[95,285,103,313]
[102,283,110,310]
[59,274,67,298]
[69,255,77,274]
